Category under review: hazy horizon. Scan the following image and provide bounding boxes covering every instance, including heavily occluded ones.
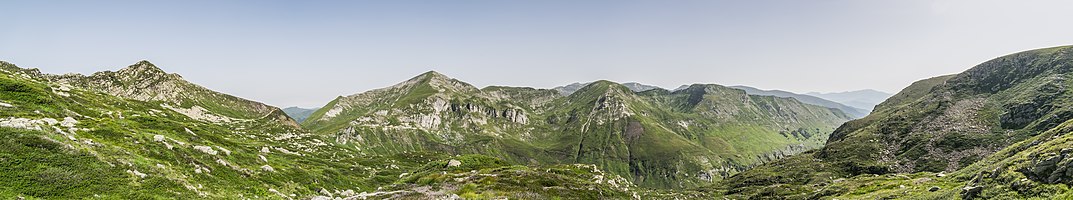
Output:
[4,0,1072,107]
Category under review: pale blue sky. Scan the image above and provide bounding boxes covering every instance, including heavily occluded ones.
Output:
[2,0,1072,107]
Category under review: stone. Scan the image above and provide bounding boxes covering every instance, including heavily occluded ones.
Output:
[193,146,218,155]
[447,159,462,167]
[928,186,941,192]
[961,185,983,199]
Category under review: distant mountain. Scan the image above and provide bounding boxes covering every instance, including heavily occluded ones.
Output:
[553,82,662,95]
[282,107,318,122]
[551,82,589,95]
[621,82,662,92]
[729,86,869,118]
[673,85,690,91]
[806,89,892,111]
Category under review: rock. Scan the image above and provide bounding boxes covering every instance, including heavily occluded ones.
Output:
[961,185,983,199]
[215,146,231,156]
[1022,152,1073,184]
[260,165,275,172]
[447,159,462,167]
[127,169,147,178]
[60,117,78,128]
[193,146,218,155]
[928,186,941,192]
[153,135,165,142]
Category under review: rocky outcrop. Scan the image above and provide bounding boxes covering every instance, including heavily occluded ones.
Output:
[1020,148,1073,184]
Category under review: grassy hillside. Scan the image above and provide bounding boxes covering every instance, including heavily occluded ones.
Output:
[0,62,676,199]
[722,45,1073,199]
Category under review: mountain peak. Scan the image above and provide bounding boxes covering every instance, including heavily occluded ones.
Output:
[115,60,173,80]
[420,70,444,76]
[382,70,478,95]
[569,80,635,97]
[411,70,450,81]
[123,60,164,72]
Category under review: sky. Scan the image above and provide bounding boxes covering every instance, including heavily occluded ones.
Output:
[2,0,1072,108]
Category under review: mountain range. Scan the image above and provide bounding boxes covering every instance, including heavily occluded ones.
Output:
[551,82,877,119]
[300,71,851,188]
[729,86,871,118]
[4,45,1073,199]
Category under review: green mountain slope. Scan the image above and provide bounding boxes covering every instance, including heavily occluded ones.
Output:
[0,61,453,199]
[723,45,1073,199]
[303,71,852,188]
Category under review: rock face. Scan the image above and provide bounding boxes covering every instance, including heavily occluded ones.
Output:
[304,71,852,188]
[1022,149,1073,184]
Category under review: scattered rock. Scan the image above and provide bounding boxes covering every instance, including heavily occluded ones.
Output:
[447,159,462,167]
[928,186,941,192]
[260,165,275,172]
[60,117,78,128]
[127,169,147,178]
[961,185,983,199]
[0,117,54,130]
[193,146,218,155]
[163,104,234,123]
[340,189,355,196]
[215,146,231,156]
